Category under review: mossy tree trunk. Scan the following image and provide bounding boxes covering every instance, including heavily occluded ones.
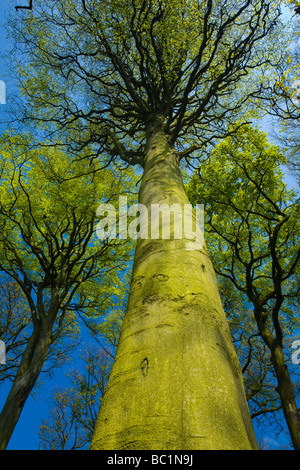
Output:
[0,320,52,450]
[91,123,258,450]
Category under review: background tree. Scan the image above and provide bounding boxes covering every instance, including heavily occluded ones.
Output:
[218,278,281,420]
[38,347,112,450]
[0,275,31,382]
[9,0,284,159]
[6,0,289,450]
[188,123,300,449]
[0,131,134,449]
[219,276,298,449]
[252,2,300,186]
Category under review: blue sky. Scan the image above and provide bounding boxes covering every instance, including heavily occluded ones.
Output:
[0,0,298,451]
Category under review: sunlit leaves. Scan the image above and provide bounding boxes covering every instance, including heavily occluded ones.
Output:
[187,123,300,440]
[8,0,285,163]
[0,131,133,284]
[188,122,299,323]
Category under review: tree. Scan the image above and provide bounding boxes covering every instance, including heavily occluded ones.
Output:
[218,276,299,449]
[187,123,300,449]
[0,131,132,449]
[0,275,31,382]
[218,278,282,421]
[38,347,112,450]
[251,3,300,186]
[7,0,287,450]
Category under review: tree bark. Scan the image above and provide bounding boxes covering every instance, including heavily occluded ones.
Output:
[0,321,51,450]
[91,125,258,450]
[258,316,300,450]
[272,344,300,450]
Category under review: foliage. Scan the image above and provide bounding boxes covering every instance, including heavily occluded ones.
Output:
[285,0,300,11]
[38,347,112,450]
[0,130,134,316]
[0,129,136,448]
[8,0,284,166]
[188,123,299,319]
[0,128,137,372]
[0,275,31,382]
[187,123,300,443]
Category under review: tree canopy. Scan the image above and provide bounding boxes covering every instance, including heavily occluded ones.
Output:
[2,0,299,451]
[9,0,284,165]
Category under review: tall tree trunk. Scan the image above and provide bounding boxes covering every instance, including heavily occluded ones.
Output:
[257,313,300,450]
[0,322,51,450]
[272,344,300,450]
[91,125,258,450]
